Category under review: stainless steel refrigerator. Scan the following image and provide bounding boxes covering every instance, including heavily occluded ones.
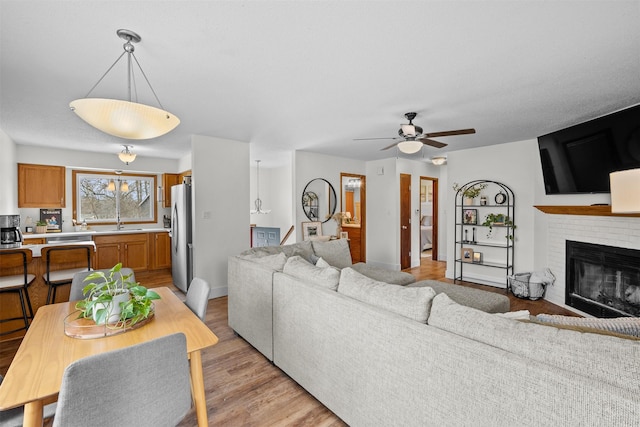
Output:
[170,183,193,293]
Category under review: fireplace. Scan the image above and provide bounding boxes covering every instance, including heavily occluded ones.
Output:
[566,240,640,318]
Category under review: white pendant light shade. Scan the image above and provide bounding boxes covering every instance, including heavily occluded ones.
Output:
[70,29,179,140]
[610,169,640,213]
[118,145,137,164]
[70,98,179,140]
[397,139,423,154]
[431,156,447,165]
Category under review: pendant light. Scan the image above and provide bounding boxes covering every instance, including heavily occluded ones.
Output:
[250,160,271,214]
[118,145,137,164]
[69,29,180,140]
[397,139,423,154]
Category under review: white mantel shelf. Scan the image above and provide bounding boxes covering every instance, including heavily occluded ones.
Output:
[534,205,640,218]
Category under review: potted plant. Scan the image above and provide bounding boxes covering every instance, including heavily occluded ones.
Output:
[75,263,160,327]
[482,213,516,240]
[452,182,488,204]
[35,220,48,234]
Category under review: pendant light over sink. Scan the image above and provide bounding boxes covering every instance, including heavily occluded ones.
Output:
[250,160,271,214]
[69,29,180,140]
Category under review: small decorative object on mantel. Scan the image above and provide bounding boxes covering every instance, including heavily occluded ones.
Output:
[66,263,161,339]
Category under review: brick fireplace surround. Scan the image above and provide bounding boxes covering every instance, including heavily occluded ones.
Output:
[543,213,640,316]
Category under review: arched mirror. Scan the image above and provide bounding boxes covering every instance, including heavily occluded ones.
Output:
[302,178,337,223]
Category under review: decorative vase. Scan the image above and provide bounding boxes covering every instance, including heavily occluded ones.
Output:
[92,291,130,325]
[464,197,475,205]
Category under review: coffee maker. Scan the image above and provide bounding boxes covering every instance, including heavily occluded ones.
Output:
[0,214,22,249]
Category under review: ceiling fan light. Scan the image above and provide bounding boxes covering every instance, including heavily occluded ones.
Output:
[431,156,447,165]
[397,140,423,154]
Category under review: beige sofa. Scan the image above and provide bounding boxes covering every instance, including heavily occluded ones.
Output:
[228,240,640,426]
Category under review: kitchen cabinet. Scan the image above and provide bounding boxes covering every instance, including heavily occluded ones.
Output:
[18,163,66,208]
[94,233,149,272]
[162,173,180,207]
[150,232,171,270]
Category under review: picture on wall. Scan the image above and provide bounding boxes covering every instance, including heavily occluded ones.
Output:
[302,221,322,240]
[40,209,62,232]
[463,209,477,225]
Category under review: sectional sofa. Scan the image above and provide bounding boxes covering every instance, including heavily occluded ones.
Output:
[228,239,640,426]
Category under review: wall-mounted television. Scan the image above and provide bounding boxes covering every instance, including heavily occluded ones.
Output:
[538,104,640,194]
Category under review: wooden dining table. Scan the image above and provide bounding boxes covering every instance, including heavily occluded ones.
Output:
[0,287,218,427]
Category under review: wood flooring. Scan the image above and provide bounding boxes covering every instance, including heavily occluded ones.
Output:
[0,259,576,426]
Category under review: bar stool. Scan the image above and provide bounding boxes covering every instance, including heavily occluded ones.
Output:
[0,248,35,335]
[41,245,93,304]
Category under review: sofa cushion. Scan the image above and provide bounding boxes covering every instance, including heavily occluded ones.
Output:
[408,280,509,313]
[283,255,340,291]
[351,263,416,286]
[428,293,640,391]
[238,252,287,271]
[311,239,352,269]
[338,267,436,323]
[315,257,331,268]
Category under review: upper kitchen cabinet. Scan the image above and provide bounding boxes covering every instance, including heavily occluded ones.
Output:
[162,173,180,207]
[18,163,66,208]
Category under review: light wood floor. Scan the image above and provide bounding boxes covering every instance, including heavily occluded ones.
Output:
[0,259,576,426]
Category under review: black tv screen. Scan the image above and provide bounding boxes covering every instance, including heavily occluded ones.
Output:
[538,104,640,194]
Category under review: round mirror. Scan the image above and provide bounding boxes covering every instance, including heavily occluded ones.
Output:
[302,178,337,223]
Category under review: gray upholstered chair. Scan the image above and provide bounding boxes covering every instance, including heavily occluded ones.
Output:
[69,268,136,301]
[52,333,191,427]
[185,277,210,322]
[0,375,56,427]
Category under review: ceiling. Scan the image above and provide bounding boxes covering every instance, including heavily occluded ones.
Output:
[1,1,639,167]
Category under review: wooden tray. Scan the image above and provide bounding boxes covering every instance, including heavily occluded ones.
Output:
[64,309,154,339]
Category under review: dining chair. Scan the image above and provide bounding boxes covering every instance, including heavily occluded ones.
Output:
[0,248,35,335]
[0,375,57,427]
[185,277,210,322]
[41,245,93,304]
[69,268,136,301]
[52,333,192,427]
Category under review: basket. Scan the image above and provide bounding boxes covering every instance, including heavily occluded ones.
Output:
[508,272,546,300]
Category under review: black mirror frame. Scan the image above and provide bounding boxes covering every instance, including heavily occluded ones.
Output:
[302,178,337,223]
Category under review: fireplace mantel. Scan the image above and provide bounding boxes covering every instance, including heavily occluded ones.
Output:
[534,205,640,217]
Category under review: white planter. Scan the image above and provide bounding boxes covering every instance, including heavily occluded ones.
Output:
[92,291,130,325]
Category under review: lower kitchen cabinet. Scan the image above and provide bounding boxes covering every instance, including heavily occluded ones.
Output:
[150,231,171,270]
[94,233,149,272]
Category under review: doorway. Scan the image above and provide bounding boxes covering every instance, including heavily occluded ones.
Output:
[340,173,366,263]
[400,173,411,269]
[419,177,439,261]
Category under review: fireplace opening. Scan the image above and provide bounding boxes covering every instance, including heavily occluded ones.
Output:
[566,240,640,318]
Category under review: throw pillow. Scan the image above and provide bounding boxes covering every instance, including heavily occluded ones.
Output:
[281,241,314,263]
[337,267,436,323]
[283,255,340,291]
[311,239,352,269]
[238,252,287,271]
[315,257,331,268]
[534,314,640,338]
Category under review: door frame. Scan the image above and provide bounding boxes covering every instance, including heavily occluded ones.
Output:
[400,173,411,269]
[420,176,439,261]
[339,172,366,262]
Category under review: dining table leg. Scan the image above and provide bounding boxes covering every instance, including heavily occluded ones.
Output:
[189,350,208,427]
[22,400,44,427]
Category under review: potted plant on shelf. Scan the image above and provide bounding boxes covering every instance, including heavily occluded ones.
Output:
[452,182,488,204]
[482,213,516,240]
[75,263,160,327]
[35,220,48,234]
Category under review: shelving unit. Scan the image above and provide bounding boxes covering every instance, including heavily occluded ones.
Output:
[453,180,515,287]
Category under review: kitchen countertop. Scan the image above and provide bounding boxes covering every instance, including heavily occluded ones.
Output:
[23,228,170,239]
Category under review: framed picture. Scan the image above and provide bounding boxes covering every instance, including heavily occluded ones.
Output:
[461,247,474,263]
[340,231,349,239]
[463,209,477,225]
[40,209,62,232]
[473,252,483,263]
[302,221,322,240]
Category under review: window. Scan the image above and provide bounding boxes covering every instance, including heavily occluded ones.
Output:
[73,171,157,224]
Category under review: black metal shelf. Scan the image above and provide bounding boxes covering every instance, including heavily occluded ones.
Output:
[454,180,515,287]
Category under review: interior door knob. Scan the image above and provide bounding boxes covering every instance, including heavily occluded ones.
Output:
[402,225,408,229]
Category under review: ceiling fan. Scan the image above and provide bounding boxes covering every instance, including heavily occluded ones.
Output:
[354,112,475,154]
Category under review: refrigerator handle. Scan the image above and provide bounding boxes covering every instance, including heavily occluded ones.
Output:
[172,204,179,251]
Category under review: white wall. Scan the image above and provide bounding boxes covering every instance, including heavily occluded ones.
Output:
[191,135,249,298]
[0,128,18,215]
[294,151,365,240]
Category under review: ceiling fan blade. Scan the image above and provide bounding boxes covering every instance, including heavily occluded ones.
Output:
[419,138,448,148]
[380,141,400,151]
[353,137,397,141]
[423,128,476,138]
